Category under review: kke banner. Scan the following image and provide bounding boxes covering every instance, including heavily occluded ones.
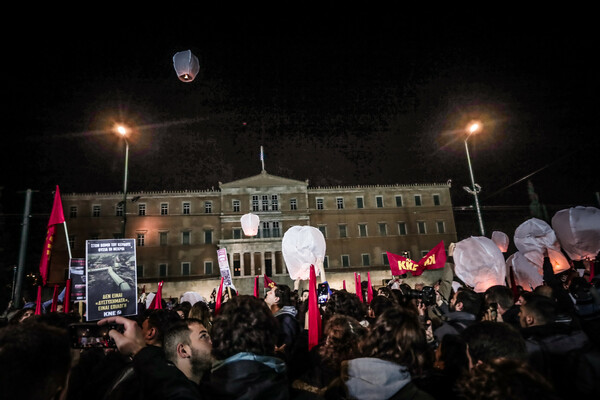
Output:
[387,241,447,277]
[86,239,137,321]
[217,248,236,291]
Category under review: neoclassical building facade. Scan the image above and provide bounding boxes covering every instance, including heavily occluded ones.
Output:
[50,171,457,298]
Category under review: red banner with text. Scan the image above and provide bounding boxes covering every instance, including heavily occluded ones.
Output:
[387,241,447,277]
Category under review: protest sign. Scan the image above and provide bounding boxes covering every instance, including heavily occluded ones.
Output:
[387,241,447,277]
[217,248,236,291]
[69,258,86,302]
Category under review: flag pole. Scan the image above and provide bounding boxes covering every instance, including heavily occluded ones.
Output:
[260,146,265,172]
[63,222,72,263]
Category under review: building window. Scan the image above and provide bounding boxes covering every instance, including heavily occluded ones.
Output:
[160,203,168,215]
[204,261,213,275]
[262,195,269,211]
[69,206,78,218]
[437,221,446,234]
[318,225,327,238]
[272,222,281,238]
[252,195,259,212]
[336,197,344,209]
[262,222,270,238]
[382,253,389,266]
[356,197,364,209]
[398,222,407,235]
[233,200,240,213]
[159,264,167,277]
[159,232,168,246]
[341,255,350,267]
[421,250,430,257]
[339,224,347,238]
[395,196,403,207]
[379,223,387,236]
[137,234,145,247]
[433,194,441,206]
[290,198,297,210]
[183,202,191,215]
[116,204,123,217]
[182,262,191,276]
[204,230,213,244]
[414,195,422,206]
[271,195,279,211]
[376,196,384,208]
[417,221,426,234]
[205,201,212,214]
[233,228,242,239]
[137,265,144,278]
[92,205,101,217]
[362,254,370,266]
[138,204,146,216]
[316,198,324,210]
[68,235,75,249]
[182,231,190,245]
[358,224,368,237]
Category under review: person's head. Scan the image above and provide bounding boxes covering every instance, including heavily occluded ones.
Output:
[456,358,561,400]
[519,294,556,328]
[301,289,309,302]
[533,285,553,299]
[265,284,292,310]
[319,314,366,369]
[452,288,482,316]
[435,334,469,380]
[368,295,394,319]
[461,321,527,368]
[360,306,432,375]
[484,285,515,314]
[211,295,279,360]
[377,286,393,298]
[323,290,365,322]
[164,318,212,383]
[174,301,192,319]
[0,321,71,399]
[141,309,182,346]
[188,301,211,330]
[9,308,34,324]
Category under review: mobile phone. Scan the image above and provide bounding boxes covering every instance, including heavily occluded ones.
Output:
[488,303,498,321]
[68,323,124,349]
[317,283,330,304]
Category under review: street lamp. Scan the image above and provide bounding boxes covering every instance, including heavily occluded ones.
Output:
[463,121,485,236]
[116,125,129,238]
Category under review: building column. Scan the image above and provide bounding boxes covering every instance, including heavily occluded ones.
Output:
[250,252,255,276]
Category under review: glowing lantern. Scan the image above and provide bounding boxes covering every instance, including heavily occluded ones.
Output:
[173,50,200,82]
[547,248,570,274]
[282,225,326,280]
[491,231,509,253]
[453,236,506,293]
[241,213,260,236]
[514,218,560,254]
[551,206,600,261]
[507,251,544,291]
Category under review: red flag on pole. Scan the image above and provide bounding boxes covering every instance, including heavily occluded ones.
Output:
[39,186,66,286]
[50,284,59,312]
[387,241,447,277]
[149,281,164,310]
[35,286,42,315]
[367,272,374,303]
[343,280,346,291]
[264,274,277,289]
[215,277,224,316]
[64,279,71,313]
[308,264,322,350]
[253,276,259,298]
[355,273,364,303]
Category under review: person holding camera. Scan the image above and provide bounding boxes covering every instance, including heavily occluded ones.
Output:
[433,288,482,342]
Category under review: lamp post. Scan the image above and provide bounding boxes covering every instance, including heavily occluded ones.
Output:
[463,122,485,236]
[117,125,129,239]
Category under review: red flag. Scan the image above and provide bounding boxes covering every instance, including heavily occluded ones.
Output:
[149,281,164,310]
[64,279,71,313]
[355,273,363,303]
[387,241,447,277]
[39,186,66,286]
[253,276,259,298]
[308,265,322,350]
[589,261,595,283]
[215,277,224,316]
[264,274,277,289]
[50,285,59,312]
[367,272,374,303]
[343,280,346,291]
[35,286,42,315]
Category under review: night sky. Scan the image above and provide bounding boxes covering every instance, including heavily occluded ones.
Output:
[2,13,598,216]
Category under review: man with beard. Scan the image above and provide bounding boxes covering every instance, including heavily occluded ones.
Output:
[434,287,482,342]
[164,319,213,385]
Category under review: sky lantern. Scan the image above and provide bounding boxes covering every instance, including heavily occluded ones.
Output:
[491,231,509,253]
[551,206,600,261]
[453,236,506,292]
[241,213,260,236]
[282,225,326,281]
[507,251,544,291]
[173,50,200,82]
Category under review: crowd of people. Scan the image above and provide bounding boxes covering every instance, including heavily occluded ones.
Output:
[1,253,599,399]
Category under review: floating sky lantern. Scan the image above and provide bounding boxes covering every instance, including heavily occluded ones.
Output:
[282,225,326,280]
[173,50,200,82]
[491,231,509,253]
[453,236,506,292]
[552,206,600,261]
[241,213,260,236]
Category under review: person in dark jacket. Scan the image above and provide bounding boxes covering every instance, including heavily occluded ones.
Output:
[265,284,300,363]
[433,288,481,342]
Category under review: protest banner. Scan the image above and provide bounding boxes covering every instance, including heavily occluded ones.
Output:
[387,241,447,277]
[69,258,86,302]
[86,239,137,321]
[217,248,236,291]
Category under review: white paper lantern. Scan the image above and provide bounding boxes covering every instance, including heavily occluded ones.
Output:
[453,236,506,293]
[180,291,205,305]
[491,231,509,253]
[173,50,200,82]
[508,251,544,291]
[241,213,260,236]
[551,206,600,261]
[281,226,326,280]
[514,218,560,254]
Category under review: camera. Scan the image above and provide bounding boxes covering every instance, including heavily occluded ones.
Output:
[488,302,498,321]
[405,286,436,306]
[68,323,124,349]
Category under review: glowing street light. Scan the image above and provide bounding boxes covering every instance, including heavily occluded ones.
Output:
[116,124,129,238]
[463,121,485,236]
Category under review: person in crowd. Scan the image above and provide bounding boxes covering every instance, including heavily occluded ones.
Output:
[424,334,468,400]
[140,308,182,347]
[164,318,213,385]
[265,284,301,362]
[324,305,434,400]
[367,294,395,323]
[0,320,71,400]
[433,288,481,341]
[188,300,212,333]
[174,301,192,319]
[483,285,521,330]
[460,321,527,369]
[321,290,366,326]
